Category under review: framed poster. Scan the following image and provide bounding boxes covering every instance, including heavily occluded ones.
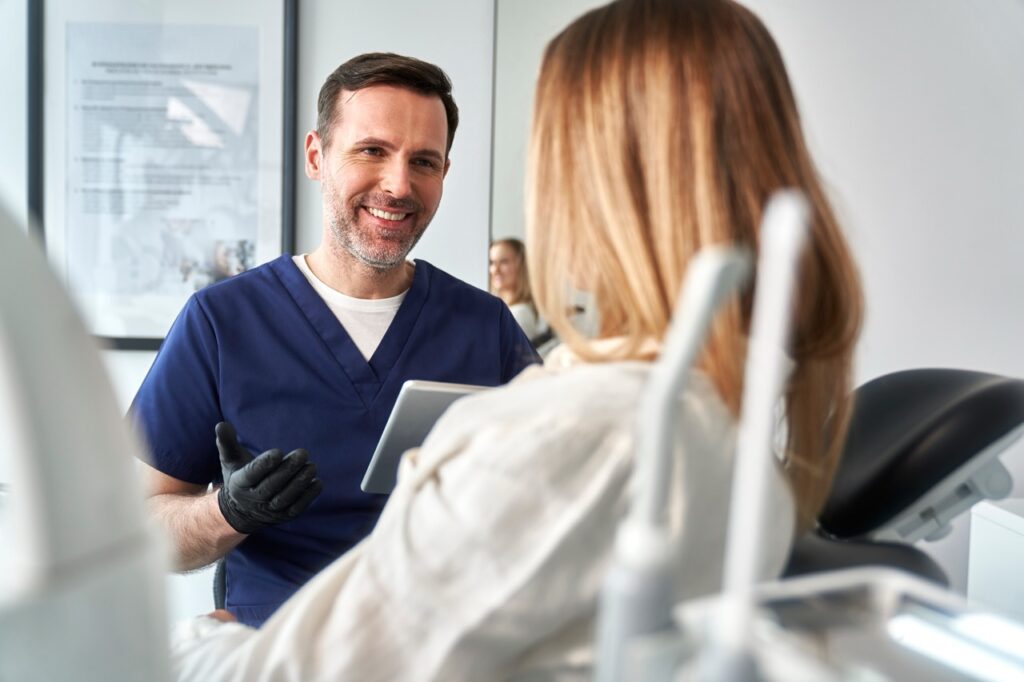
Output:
[29,0,297,350]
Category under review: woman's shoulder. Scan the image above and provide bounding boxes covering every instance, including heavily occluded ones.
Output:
[477,361,647,411]
[433,361,730,448]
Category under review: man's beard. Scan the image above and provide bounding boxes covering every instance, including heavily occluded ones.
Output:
[327,190,431,271]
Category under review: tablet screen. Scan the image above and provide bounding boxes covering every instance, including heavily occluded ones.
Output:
[360,380,485,494]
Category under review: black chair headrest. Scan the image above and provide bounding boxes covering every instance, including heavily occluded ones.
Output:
[819,368,1024,538]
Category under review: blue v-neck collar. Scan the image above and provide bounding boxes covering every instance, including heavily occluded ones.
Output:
[269,255,431,407]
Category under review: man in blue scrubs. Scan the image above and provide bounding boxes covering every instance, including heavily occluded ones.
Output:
[133,53,539,627]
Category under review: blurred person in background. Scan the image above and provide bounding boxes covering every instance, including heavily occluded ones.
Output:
[489,237,550,345]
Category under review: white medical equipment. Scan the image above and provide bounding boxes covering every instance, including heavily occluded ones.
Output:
[676,566,1024,681]
[593,190,805,680]
[593,235,753,681]
[0,205,170,681]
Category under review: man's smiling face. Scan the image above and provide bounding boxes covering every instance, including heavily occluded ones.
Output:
[313,84,450,270]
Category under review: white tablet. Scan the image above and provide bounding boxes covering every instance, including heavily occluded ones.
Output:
[360,379,486,494]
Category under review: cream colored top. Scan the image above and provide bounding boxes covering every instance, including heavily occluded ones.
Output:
[508,301,548,341]
[170,348,795,681]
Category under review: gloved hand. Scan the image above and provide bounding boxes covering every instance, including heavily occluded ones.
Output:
[215,422,323,535]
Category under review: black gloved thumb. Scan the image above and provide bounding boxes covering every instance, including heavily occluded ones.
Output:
[216,421,252,474]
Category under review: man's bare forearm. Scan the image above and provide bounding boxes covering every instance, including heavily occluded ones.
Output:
[149,491,246,571]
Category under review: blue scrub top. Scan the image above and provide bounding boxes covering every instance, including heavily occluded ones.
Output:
[131,256,539,626]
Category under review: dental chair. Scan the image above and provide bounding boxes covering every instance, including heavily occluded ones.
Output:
[784,367,1024,585]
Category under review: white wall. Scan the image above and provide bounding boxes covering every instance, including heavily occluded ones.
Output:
[491,0,606,243]
[493,0,1024,592]
[0,0,27,228]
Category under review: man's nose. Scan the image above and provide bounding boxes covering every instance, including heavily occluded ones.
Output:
[380,159,412,198]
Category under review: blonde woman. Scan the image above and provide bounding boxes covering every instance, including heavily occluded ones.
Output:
[171,1,862,679]
[489,237,548,342]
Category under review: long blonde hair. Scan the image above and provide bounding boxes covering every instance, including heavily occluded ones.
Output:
[527,0,863,528]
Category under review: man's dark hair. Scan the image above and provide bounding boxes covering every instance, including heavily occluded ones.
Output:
[316,52,459,155]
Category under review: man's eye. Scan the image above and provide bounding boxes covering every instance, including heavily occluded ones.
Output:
[361,147,382,156]
[413,158,439,169]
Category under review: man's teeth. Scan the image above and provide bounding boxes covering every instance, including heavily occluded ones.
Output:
[367,207,409,221]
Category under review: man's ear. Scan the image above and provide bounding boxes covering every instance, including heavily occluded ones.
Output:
[304,131,323,180]
[443,157,451,179]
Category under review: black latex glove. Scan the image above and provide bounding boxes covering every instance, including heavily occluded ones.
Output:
[215,421,323,535]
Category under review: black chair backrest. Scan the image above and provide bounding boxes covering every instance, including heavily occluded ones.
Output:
[529,328,556,351]
[783,531,948,585]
